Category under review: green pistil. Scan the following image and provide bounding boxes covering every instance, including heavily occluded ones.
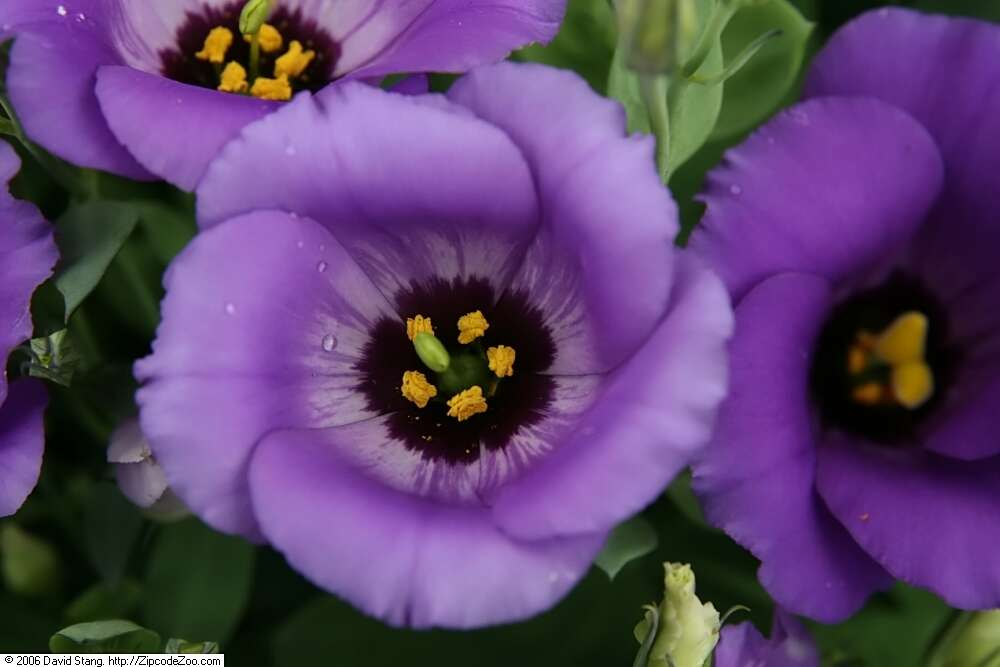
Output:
[437,353,492,396]
[413,332,451,373]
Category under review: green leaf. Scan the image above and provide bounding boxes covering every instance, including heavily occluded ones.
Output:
[27,328,80,386]
[49,620,161,654]
[514,0,617,93]
[0,523,61,596]
[711,0,814,139]
[913,0,1000,23]
[54,201,140,321]
[134,199,197,267]
[65,580,142,625]
[84,483,144,585]
[595,516,659,580]
[142,518,254,644]
[165,638,221,654]
[632,606,660,667]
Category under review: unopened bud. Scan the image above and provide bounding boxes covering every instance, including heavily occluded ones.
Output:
[617,0,698,75]
[634,562,721,667]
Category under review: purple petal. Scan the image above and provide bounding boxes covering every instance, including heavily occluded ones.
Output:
[692,272,890,622]
[448,62,678,373]
[494,256,732,539]
[197,82,540,296]
[249,426,603,628]
[106,418,149,464]
[688,96,943,301]
[715,610,818,667]
[136,210,396,539]
[389,73,430,96]
[817,434,1000,610]
[96,66,279,191]
[0,380,47,517]
[114,458,168,509]
[5,7,150,178]
[0,143,58,405]
[344,0,565,79]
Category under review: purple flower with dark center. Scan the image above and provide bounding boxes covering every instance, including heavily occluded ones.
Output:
[690,9,1000,621]
[135,62,733,628]
[1,0,566,189]
[714,611,818,667]
[0,142,58,517]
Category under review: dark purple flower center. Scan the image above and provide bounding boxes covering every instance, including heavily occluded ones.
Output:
[356,276,556,465]
[810,273,959,444]
[160,2,339,95]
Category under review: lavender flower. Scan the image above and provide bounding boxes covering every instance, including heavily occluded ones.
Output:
[135,62,733,628]
[0,142,58,517]
[1,0,566,189]
[691,9,1000,621]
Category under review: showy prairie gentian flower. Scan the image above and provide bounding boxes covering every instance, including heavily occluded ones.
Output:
[1,0,566,189]
[0,142,57,517]
[691,9,1000,621]
[714,611,818,667]
[135,62,733,627]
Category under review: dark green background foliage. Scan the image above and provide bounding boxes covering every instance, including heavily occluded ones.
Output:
[1,0,996,664]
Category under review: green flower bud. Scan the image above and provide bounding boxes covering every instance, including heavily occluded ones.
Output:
[413,332,451,373]
[616,0,699,75]
[239,0,272,35]
[929,610,1000,667]
[634,562,721,667]
[1,523,61,597]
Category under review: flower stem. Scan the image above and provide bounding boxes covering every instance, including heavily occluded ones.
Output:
[248,31,261,83]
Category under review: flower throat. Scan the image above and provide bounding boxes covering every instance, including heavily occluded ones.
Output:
[160,2,339,101]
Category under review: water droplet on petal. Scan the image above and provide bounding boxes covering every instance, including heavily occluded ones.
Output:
[729,184,742,196]
[317,261,328,273]
[56,5,67,16]
[75,12,86,21]
[296,240,305,249]
[322,334,337,352]
[225,302,236,315]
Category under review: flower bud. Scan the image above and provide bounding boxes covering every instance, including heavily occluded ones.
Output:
[634,562,721,667]
[929,610,1000,667]
[108,419,188,521]
[617,0,699,75]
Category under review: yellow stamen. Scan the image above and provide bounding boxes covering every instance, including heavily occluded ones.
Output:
[852,382,884,406]
[457,311,489,344]
[218,61,248,93]
[406,315,434,341]
[195,26,234,64]
[401,370,437,409]
[245,23,283,53]
[275,40,316,79]
[847,346,868,375]
[891,361,934,409]
[487,345,516,378]
[250,75,293,101]
[874,311,928,365]
[447,386,488,421]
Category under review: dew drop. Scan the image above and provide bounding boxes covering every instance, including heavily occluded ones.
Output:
[317,261,328,273]
[56,5,67,16]
[729,184,743,196]
[296,240,305,249]
[224,302,236,315]
[321,334,337,352]
[75,12,86,21]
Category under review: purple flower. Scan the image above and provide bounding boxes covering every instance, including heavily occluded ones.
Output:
[135,62,733,628]
[0,142,58,517]
[1,0,566,189]
[690,9,1000,621]
[714,611,818,667]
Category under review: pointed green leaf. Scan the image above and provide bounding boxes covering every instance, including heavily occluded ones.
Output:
[595,516,659,580]
[49,620,160,654]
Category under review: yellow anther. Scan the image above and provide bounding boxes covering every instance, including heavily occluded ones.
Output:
[487,345,516,378]
[447,386,488,422]
[275,40,316,79]
[401,370,438,409]
[245,23,283,53]
[195,26,234,64]
[875,311,928,366]
[852,382,884,406]
[457,311,489,344]
[218,61,248,93]
[891,361,934,409]
[406,315,434,341]
[250,75,292,101]
[847,346,868,375]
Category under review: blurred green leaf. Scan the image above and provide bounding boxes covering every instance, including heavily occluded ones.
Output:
[134,199,196,267]
[809,584,952,666]
[711,0,813,139]
[514,0,617,93]
[54,201,139,321]
[84,483,143,585]
[65,580,142,625]
[0,523,61,596]
[0,592,58,652]
[595,516,659,580]
[143,519,254,644]
[49,620,160,654]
